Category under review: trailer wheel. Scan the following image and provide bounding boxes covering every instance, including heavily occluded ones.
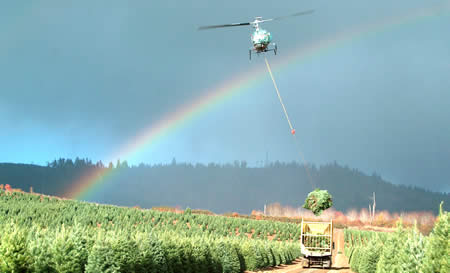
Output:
[323,258,331,269]
[302,258,310,268]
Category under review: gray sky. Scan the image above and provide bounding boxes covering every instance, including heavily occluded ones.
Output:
[1,0,449,192]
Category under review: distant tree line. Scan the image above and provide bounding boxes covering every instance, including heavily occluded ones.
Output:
[0,159,448,214]
[46,157,129,169]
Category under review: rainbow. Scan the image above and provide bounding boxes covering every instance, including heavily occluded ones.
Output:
[65,4,447,200]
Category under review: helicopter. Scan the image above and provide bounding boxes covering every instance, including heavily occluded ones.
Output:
[198,10,314,60]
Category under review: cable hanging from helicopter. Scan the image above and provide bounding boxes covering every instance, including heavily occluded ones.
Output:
[264,55,315,188]
[198,10,316,188]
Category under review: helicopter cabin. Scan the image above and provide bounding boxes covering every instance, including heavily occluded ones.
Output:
[251,29,272,51]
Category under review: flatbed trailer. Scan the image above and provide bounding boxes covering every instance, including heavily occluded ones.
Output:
[300,219,334,269]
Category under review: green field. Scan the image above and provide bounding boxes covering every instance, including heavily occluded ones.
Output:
[0,190,303,273]
[344,204,449,273]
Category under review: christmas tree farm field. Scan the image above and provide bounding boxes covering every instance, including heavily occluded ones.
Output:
[0,190,303,273]
[344,202,449,273]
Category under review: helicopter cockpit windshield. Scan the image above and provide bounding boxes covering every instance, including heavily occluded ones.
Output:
[251,29,272,45]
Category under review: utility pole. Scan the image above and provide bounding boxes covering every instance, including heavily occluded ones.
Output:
[369,192,376,224]
[372,192,376,221]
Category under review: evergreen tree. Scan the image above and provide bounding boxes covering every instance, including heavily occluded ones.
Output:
[85,237,120,273]
[121,160,129,168]
[216,241,241,273]
[51,226,87,273]
[28,227,57,273]
[135,233,168,273]
[420,202,449,273]
[86,233,138,273]
[398,226,426,273]
[161,238,185,273]
[190,238,210,273]
[375,222,406,273]
[0,223,33,273]
[180,238,194,273]
[350,246,362,272]
[260,244,270,267]
[359,242,382,273]
[240,241,259,271]
[149,235,169,273]
[271,247,281,265]
[184,207,192,215]
[207,241,223,273]
[277,245,287,265]
[233,241,246,272]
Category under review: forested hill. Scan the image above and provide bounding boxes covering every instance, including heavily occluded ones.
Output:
[0,160,448,214]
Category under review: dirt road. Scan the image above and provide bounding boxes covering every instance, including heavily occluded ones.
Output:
[247,229,353,273]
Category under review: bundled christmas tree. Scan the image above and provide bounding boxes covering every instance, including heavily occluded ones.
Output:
[303,188,333,216]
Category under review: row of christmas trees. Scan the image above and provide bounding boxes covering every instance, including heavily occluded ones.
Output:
[0,190,301,240]
[0,190,302,272]
[344,202,448,273]
[0,221,301,273]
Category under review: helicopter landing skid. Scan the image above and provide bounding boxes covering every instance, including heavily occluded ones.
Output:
[249,44,277,60]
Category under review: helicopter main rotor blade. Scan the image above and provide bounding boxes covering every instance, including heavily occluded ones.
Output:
[270,9,315,21]
[198,22,251,30]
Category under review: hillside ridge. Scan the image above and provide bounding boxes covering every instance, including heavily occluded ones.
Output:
[0,160,448,214]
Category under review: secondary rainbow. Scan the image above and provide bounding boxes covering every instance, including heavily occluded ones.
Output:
[65,4,447,200]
